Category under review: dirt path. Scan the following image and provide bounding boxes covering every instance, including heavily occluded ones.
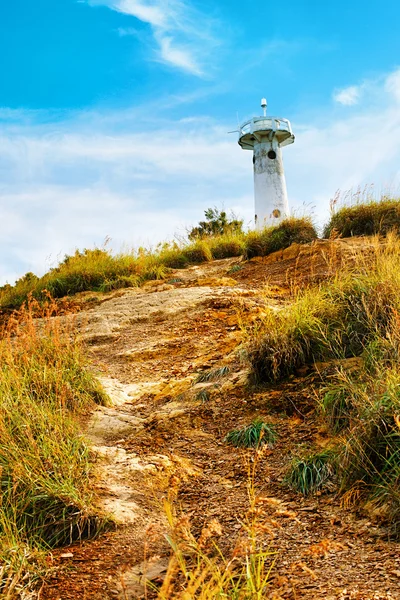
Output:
[41,247,400,600]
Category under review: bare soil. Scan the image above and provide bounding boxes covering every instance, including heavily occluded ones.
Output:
[40,240,400,600]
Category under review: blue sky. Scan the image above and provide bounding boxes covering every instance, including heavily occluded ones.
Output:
[1,0,400,284]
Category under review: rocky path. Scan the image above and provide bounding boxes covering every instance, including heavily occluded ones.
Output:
[41,250,400,600]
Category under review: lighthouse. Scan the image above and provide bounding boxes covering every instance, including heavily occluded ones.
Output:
[238,98,294,229]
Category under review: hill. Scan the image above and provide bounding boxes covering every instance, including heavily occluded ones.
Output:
[19,236,397,600]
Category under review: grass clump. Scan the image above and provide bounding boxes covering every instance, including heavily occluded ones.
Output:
[244,216,317,259]
[225,419,277,449]
[195,366,231,383]
[285,450,336,495]
[324,197,400,238]
[246,233,400,383]
[1,217,318,311]
[0,297,107,595]
[328,357,400,532]
[321,381,355,433]
[245,287,337,384]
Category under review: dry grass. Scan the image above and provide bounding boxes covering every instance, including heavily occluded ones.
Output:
[0,218,318,311]
[246,233,400,531]
[0,296,108,596]
[324,196,400,238]
[155,452,277,599]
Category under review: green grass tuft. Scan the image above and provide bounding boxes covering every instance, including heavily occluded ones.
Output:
[324,197,400,238]
[285,450,336,495]
[224,419,277,449]
[244,216,317,260]
[195,366,231,383]
[195,389,210,402]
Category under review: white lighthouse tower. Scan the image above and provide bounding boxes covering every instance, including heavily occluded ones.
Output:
[238,98,294,229]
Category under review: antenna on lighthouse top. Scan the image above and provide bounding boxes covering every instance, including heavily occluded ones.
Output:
[261,97,267,117]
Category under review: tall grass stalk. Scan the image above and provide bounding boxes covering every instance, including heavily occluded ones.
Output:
[156,451,276,599]
[0,296,107,596]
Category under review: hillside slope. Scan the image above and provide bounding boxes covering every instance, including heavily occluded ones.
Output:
[40,239,399,600]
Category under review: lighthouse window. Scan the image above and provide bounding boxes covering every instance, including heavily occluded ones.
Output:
[267,150,277,160]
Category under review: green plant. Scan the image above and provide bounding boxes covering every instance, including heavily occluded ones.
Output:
[0,297,108,594]
[228,264,243,274]
[285,450,336,495]
[188,207,244,240]
[323,197,400,238]
[195,366,231,383]
[195,389,210,402]
[224,419,277,449]
[245,287,336,384]
[321,382,354,433]
[244,216,317,260]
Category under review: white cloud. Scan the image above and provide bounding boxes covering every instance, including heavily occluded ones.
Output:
[385,69,400,103]
[333,85,361,106]
[3,68,400,285]
[88,0,220,76]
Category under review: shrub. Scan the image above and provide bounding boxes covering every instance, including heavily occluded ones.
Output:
[224,419,277,449]
[244,216,317,259]
[188,207,244,240]
[323,197,400,238]
[209,236,246,260]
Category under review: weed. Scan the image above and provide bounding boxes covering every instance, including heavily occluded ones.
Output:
[285,450,336,495]
[245,287,336,383]
[228,264,243,274]
[195,389,210,402]
[225,419,277,449]
[321,381,354,433]
[195,366,231,383]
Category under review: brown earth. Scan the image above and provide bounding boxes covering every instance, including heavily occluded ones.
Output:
[40,239,400,600]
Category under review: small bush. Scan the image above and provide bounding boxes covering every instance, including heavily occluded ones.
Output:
[323,197,400,238]
[224,419,277,449]
[244,217,317,260]
[285,450,336,495]
[188,207,244,240]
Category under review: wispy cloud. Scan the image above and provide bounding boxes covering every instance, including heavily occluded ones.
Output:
[333,85,361,105]
[88,0,220,76]
[3,68,400,284]
[385,68,400,103]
